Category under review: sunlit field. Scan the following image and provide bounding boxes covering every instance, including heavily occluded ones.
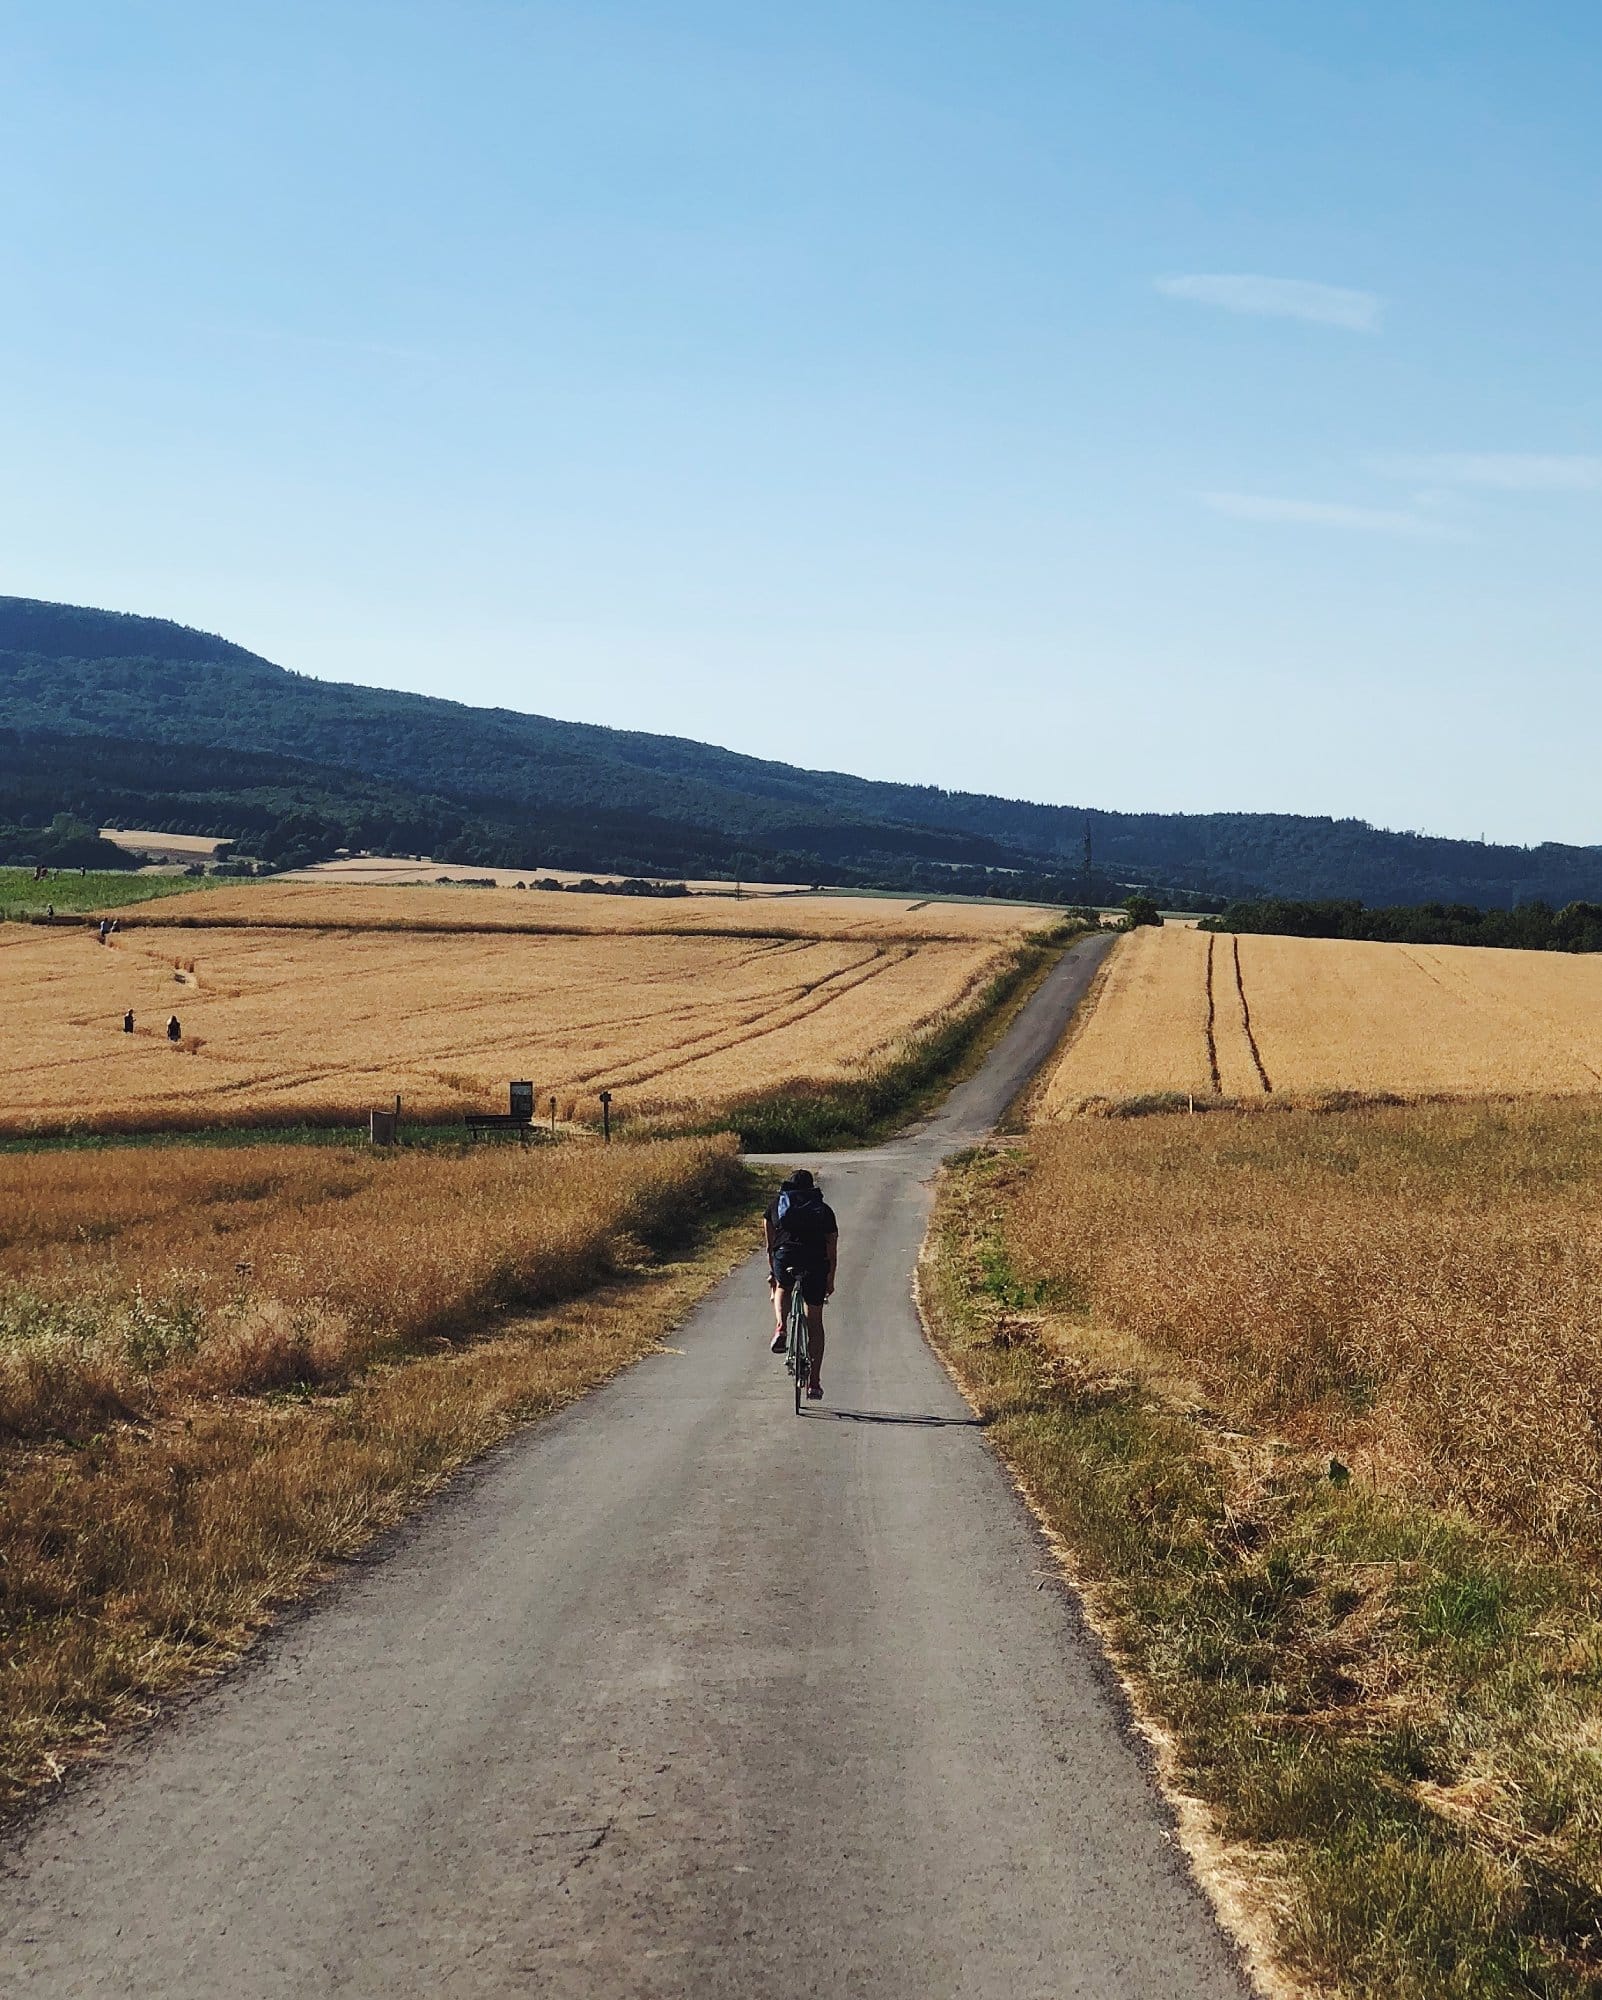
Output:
[0,916,1020,1135]
[121,878,1056,939]
[0,1135,742,1440]
[1042,923,1602,1109]
[1011,1099,1602,1554]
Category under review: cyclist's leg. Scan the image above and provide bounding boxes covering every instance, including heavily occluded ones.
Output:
[769,1251,791,1351]
[804,1279,826,1392]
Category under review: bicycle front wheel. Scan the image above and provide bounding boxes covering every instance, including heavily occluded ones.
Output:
[788,1289,807,1415]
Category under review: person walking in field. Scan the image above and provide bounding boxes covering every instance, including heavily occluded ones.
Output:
[123,1009,135,1033]
[166,1013,182,1043]
[764,1169,838,1400]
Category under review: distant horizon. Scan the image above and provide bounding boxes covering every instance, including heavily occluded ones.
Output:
[5,584,1597,860]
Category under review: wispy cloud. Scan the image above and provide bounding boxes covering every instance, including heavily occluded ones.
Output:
[1371,452,1602,491]
[1157,273,1382,332]
[1203,491,1467,541]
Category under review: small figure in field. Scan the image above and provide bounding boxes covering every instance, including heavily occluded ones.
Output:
[123,1009,135,1034]
[45,903,54,919]
[111,917,120,933]
[98,918,110,944]
[166,1014,182,1043]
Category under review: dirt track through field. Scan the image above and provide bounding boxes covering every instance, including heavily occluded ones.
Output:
[0,932,1250,2000]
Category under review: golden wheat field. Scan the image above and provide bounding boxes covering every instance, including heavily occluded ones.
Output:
[1042,923,1602,1110]
[122,879,1054,939]
[0,1136,742,1440]
[1007,1101,1602,1558]
[0,915,1016,1135]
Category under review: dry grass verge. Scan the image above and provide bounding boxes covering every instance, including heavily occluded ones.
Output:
[923,1133,1602,1998]
[1,1138,758,1798]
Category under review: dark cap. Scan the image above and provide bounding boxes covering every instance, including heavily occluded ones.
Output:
[784,1168,815,1189]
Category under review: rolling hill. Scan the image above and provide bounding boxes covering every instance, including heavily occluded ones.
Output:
[3,593,1599,907]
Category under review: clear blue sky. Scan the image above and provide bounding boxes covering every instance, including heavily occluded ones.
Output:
[5,2,1600,844]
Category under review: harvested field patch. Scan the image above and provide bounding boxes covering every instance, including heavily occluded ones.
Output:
[1044,924,1602,1109]
[278,856,810,895]
[0,922,1017,1137]
[119,879,1056,939]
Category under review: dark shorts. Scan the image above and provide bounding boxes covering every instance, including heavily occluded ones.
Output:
[770,1251,828,1307]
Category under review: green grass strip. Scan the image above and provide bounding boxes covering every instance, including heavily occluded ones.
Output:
[0,867,219,921]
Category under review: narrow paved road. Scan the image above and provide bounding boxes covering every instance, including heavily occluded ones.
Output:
[1,934,1251,1999]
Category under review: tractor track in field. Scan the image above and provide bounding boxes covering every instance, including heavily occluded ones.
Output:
[1231,937,1274,1094]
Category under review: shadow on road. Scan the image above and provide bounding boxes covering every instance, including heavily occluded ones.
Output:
[806,1408,984,1428]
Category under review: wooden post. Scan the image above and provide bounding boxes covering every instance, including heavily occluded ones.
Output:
[549,1094,558,1136]
[599,1089,613,1143]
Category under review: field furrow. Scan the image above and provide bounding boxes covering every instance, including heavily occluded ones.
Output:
[0,915,1021,1135]
[1044,924,1602,1108]
[1039,926,1214,1109]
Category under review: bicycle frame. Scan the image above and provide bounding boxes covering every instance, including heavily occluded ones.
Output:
[784,1278,809,1416]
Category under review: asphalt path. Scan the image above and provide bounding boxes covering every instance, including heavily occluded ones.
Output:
[1,932,1251,1999]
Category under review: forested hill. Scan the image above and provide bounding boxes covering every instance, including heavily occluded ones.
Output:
[4,592,1600,906]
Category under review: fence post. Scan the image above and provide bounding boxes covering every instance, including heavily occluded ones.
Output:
[599,1089,612,1143]
[549,1094,558,1136]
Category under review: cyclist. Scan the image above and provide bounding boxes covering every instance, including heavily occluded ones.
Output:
[764,1169,838,1400]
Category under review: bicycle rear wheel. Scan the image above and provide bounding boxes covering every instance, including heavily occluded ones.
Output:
[788,1287,807,1415]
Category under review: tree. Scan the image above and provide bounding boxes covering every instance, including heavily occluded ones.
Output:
[1122,893,1163,928]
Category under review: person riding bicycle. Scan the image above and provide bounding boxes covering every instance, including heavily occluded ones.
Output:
[764,1169,838,1400]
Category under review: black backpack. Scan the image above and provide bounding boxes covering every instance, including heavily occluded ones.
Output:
[774,1183,827,1253]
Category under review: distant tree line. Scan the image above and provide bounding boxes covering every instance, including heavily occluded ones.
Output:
[18,592,1599,908]
[0,727,1224,905]
[1201,897,1602,953]
[0,812,140,872]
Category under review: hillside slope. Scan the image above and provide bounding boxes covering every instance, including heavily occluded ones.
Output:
[3,594,1599,904]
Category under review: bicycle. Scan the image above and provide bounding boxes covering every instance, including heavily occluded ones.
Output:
[783,1277,810,1416]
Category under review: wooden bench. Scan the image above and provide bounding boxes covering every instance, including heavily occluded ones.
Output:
[464,1113,535,1144]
